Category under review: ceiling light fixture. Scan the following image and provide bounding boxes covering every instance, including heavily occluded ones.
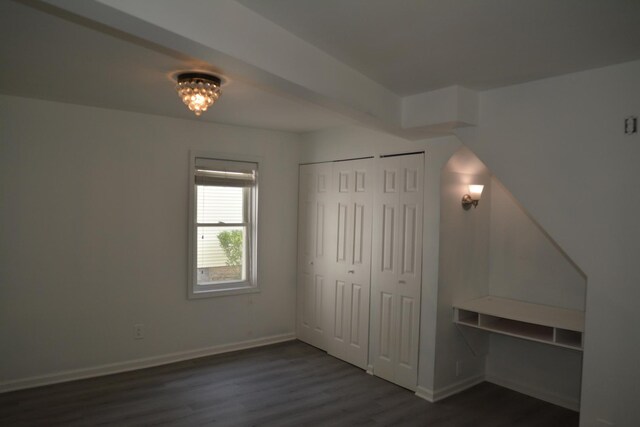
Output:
[176,72,222,117]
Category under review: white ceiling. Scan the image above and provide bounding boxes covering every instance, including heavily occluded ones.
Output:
[0,0,353,133]
[238,0,640,95]
[1,0,639,134]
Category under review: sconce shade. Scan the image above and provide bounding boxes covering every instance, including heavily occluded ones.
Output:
[468,185,484,200]
[462,184,484,210]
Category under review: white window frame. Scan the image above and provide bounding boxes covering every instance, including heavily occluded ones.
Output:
[188,151,260,298]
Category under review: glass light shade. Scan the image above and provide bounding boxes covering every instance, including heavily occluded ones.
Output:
[176,73,221,117]
[468,185,484,200]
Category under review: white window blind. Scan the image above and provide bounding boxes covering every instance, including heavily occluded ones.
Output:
[195,158,257,187]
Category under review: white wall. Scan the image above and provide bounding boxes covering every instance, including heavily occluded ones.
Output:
[489,178,586,310]
[486,335,583,410]
[299,126,461,394]
[486,176,585,410]
[433,152,491,396]
[0,95,300,388]
[457,60,640,426]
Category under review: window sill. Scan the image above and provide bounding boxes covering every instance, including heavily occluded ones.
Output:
[189,284,260,299]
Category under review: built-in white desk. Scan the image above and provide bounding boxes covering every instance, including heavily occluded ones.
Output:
[453,296,584,351]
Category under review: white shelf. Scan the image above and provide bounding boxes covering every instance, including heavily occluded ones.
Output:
[453,296,585,350]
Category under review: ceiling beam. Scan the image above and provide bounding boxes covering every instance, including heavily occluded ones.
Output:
[40,0,477,140]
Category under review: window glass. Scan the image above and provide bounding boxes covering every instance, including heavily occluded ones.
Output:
[196,225,246,284]
[196,186,243,224]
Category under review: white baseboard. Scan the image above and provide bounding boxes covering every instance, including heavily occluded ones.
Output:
[415,385,435,402]
[415,374,485,403]
[0,333,296,393]
[418,374,579,412]
[485,374,580,412]
[434,374,485,402]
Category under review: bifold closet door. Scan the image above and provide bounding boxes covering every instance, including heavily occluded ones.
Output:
[326,158,373,369]
[371,153,423,390]
[297,163,331,350]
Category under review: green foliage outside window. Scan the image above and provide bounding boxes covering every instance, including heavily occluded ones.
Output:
[217,230,243,267]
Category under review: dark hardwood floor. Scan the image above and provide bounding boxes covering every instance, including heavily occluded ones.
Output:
[0,340,578,426]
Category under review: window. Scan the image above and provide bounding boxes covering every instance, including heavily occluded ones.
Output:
[189,155,259,298]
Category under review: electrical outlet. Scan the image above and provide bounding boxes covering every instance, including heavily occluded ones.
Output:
[625,116,638,135]
[134,323,144,340]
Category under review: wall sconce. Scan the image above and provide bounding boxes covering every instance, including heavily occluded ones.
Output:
[462,185,484,210]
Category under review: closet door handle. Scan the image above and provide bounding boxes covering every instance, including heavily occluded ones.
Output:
[348,270,355,274]
[309,261,314,265]
[399,280,406,284]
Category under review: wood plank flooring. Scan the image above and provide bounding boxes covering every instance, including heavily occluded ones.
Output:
[0,340,578,426]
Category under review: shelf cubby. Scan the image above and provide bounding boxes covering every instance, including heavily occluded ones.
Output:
[455,308,479,326]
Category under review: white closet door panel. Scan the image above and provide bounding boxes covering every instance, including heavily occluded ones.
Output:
[315,201,326,259]
[401,204,417,275]
[333,279,346,341]
[370,153,423,391]
[327,159,373,370]
[297,165,314,346]
[336,203,348,264]
[384,168,397,193]
[314,164,332,269]
[398,296,414,366]
[352,203,365,265]
[347,280,370,368]
[355,170,366,192]
[370,156,400,381]
[398,157,423,284]
[404,164,419,192]
[297,167,313,264]
[381,205,396,273]
[297,163,332,351]
[326,162,348,359]
[297,200,312,262]
[395,154,423,389]
[347,159,373,369]
[297,270,323,348]
[350,283,363,346]
[300,167,314,200]
[338,171,349,193]
[316,169,328,193]
[327,276,347,360]
[313,274,325,333]
[379,292,394,360]
[300,270,313,330]
[373,291,395,380]
[327,175,350,360]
